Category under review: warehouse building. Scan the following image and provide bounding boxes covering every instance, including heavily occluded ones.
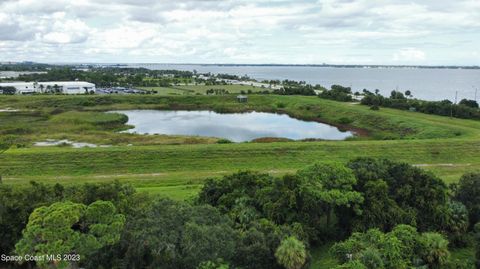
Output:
[0,81,96,94]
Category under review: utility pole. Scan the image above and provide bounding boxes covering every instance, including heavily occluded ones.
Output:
[474,86,478,103]
[450,91,458,119]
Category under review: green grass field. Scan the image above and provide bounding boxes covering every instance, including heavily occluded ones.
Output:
[139,84,267,95]
[1,94,480,201]
[1,93,479,267]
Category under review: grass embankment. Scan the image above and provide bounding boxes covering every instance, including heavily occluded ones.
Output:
[2,94,478,142]
[1,94,480,200]
[139,84,267,95]
[2,138,480,199]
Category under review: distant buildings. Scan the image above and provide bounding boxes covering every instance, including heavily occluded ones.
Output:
[0,81,95,94]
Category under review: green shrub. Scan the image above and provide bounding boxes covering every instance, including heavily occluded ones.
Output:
[276,102,286,109]
[338,117,354,124]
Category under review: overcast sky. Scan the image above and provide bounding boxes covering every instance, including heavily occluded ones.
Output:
[0,0,479,65]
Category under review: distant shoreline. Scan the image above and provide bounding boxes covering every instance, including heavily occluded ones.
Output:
[102,63,480,70]
[2,62,479,70]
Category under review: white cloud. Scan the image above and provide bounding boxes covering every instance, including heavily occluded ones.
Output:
[0,0,478,64]
[393,48,426,62]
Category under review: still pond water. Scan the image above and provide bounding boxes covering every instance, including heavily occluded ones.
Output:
[114,110,352,142]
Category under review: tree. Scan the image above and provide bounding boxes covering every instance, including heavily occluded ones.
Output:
[53,84,61,93]
[331,225,451,269]
[0,86,16,94]
[333,260,367,269]
[297,163,363,228]
[234,219,291,269]
[459,99,479,108]
[118,199,236,269]
[474,223,480,269]
[347,158,448,231]
[441,201,469,247]
[455,173,480,227]
[390,90,406,99]
[197,259,230,269]
[15,201,125,269]
[331,227,408,268]
[390,224,418,261]
[419,232,450,269]
[359,248,383,269]
[275,236,307,269]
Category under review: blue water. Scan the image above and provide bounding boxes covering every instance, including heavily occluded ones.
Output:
[114,110,352,142]
[127,64,480,101]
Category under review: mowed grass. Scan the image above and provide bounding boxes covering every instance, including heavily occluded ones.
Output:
[2,138,480,199]
[138,84,267,96]
[1,94,480,200]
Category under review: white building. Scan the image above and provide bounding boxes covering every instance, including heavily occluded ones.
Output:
[0,81,96,94]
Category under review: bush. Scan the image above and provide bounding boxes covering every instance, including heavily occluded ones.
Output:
[217,139,233,144]
[276,102,286,108]
[338,117,354,124]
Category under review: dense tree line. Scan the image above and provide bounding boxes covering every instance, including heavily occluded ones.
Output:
[0,86,16,95]
[0,63,50,71]
[1,159,480,268]
[7,67,195,87]
[361,90,480,120]
[318,85,354,102]
[273,80,326,96]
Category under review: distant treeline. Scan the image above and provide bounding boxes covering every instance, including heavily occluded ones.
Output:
[9,67,195,87]
[0,62,50,71]
[361,90,480,120]
[273,80,326,96]
[190,63,480,69]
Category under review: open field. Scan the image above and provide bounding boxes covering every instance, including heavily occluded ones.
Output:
[1,92,479,267]
[2,138,480,199]
[138,84,268,95]
[1,94,480,200]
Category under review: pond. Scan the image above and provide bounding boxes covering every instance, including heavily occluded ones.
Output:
[112,110,353,142]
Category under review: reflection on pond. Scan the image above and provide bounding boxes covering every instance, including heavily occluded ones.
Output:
[113,110,353,142]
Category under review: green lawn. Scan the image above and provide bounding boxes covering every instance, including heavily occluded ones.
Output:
[138,84,267,96]
[1,94,480,200]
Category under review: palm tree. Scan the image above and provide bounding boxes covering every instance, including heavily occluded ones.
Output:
[405,90,412,98]
[53,84,60,93]
[420,232,450,268]
[275,236,307,269]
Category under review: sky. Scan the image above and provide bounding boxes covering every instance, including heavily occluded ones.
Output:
[0,0,479,65]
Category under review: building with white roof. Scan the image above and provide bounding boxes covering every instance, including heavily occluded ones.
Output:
[0,81,95,94]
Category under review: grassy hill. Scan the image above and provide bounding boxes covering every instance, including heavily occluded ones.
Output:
[1,94,480,200]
